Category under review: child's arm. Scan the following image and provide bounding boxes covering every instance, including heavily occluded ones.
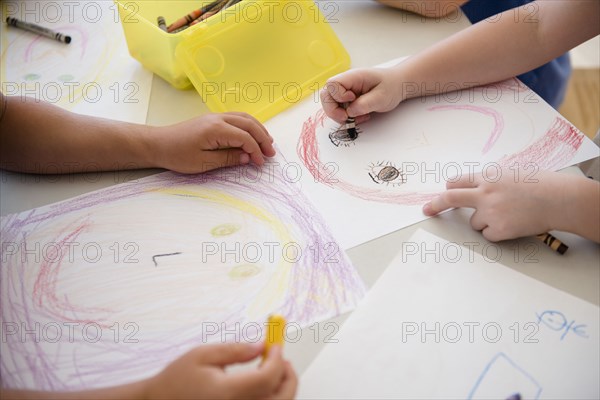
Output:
[423,169,600,243]
[322,0,599,122]
[1,343,297,400]
[0,93,275,174]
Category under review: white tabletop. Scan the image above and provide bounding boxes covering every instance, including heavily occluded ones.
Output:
[1,0,598,377]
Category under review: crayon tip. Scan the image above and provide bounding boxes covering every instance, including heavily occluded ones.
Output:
[347,127,358,139]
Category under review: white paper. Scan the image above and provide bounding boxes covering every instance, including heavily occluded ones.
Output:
[0,159,365,390]
[299,229,600,399]
[1,0,152,123]
[266,58,600,249]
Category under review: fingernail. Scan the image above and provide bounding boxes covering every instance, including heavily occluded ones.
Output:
[248,341,263,352]
[422,202,432,215]
[268,345,282,358]
[239,153,250,164]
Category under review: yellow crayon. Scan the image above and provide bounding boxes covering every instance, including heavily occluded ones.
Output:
[263,314,286,358]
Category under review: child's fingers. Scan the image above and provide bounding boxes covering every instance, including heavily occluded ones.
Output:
[345,90,386,118]
[228,346,287,398]
[199,148,251,171]
[481,226,505,243]
[324,80,357,104]
[272,361,298,400]
[320,88,348,123]
[469,210,488,232]
[193,343,263,367]
[226,112,274,142]
[422,189,480,216]
[354,113,371,125]
[446,172,481,189]
[223,114,276,157]
[207,127,266,166]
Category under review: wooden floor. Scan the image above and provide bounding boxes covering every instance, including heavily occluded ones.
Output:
[559,69,600,139]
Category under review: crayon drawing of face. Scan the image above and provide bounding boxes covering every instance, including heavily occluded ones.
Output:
[1,168,365,390]
[536,310,567,331]
[24,186,293,335]
[2,23,115,107]
[298,82,582,206]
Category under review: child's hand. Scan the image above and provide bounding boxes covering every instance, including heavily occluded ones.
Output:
[145,343,297,400]
[320,68,404,124]
[152,112,276,174]
[422,169,572,242]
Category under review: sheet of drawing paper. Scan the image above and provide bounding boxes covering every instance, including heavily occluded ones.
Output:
[299,229,600,399]
[1,0,152,123]
[266,58,600,249]
[0,158,365,391]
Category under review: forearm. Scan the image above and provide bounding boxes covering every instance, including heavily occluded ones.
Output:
[1,380,148,400]
[555,177,600,243]
[0,94,160,173]
[391,0,599,100]
[375,1,467,18]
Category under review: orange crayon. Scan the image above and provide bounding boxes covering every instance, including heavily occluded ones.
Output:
[166,0,223,32]
[197,10,217,22]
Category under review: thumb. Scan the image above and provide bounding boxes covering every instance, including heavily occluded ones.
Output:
[347,89,388,117]
[199,149,252,172]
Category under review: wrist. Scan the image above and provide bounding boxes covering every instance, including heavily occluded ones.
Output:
[548,175,587,233]
[139,125,168,170]
[556,176,600,241]
[390,62,417,103]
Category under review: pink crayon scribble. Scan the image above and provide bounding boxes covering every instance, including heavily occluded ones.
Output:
[427,104,504,154]
[499,116,584,170]
[32,217,112,327]
[1,166,366,391]
[298,106,584,205]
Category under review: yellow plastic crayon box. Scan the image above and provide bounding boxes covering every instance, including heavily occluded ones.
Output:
[115,0,350,122]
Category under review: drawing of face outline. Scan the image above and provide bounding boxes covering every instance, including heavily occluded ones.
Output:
[1,167,365,391]
[536,310,589,340]
[25,186,294,336]
[298,80,585,206]
[536,310,568,331]
[2,22,114,107]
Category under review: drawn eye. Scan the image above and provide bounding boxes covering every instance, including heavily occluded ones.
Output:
[228,263,262,280]
[328,124,360,147]
[368,161,406,186]
[210,223,241,237]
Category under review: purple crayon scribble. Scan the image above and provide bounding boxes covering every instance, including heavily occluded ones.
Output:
[1,157,366,391]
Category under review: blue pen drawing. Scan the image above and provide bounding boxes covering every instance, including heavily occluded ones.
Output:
[536,310,589,341]
[468,352,542,400]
